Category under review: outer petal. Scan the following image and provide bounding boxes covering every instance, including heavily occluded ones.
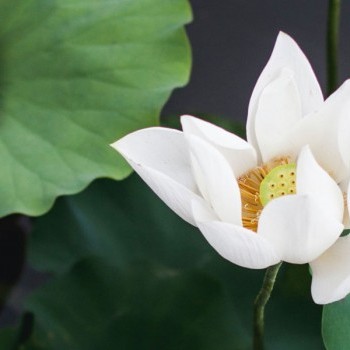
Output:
[289,80,350,183]
[128,160,205,225]
[112,127,197,189]
[310,235,350,304]
[187,135,242,225]
[181,115,257,177]
[111,127,200,225]
[258,195,343,264]
[247,32,323,156]
[297,145,344,222]
[346,180,350,228]
[254,68,302,161]
[192,199,281,269]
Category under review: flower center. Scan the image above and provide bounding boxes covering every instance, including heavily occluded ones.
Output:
[237,157,295,232]
[259,163,296,206]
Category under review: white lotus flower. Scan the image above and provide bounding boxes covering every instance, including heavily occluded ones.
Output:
[111,32,350,304]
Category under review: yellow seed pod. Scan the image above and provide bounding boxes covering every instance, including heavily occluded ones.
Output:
[259,163,296,206]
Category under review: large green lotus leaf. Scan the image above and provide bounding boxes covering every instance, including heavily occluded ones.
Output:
[322,295,350,349]
[26,175,323,349]
[0,0,191,217]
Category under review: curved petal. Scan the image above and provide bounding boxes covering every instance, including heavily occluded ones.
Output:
[254,68,302,161]
[258,194,343,264]
[310,235,350,304]
[247,32,323,156]
[127,159,204,226]
[288,80,350,183]
[112,127,197,190]
[181,115,257,177]
[192,199,281,269]
[297,145,344,222]
[187,135,242,225]
[111,127,201,225]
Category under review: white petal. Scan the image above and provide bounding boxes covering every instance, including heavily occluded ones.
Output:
[258,195,343,264]
[247,32,323,155]
[112,127,197,190]
[181,115,257,177]
[289,80,350,183]
[254,68,302,161]
[192,199,281,269]
[310,235,350,304]
[297,145,344,222]
[339,178,350,228]
[111,127,201,225]
[347,180,350,227]
[187,135,242,225]
[127,159,204,226]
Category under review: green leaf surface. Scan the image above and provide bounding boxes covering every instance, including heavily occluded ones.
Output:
[26,175,323,349]
[322,296,350,350]
[0,0,191,217]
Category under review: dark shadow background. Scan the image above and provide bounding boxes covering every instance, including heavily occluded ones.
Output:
[164,0,350,123]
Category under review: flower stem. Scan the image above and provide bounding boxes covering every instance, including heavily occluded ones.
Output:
[327,0,341,96]
[253,262,282,350]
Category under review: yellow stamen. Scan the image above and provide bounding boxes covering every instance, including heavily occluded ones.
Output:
[237,156,292,232]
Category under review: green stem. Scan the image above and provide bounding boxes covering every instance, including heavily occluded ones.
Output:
[253,262,282,350]
[327,0,341,96]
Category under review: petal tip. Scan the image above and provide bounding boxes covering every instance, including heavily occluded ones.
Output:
[277,30,290,40]
[109,136,130,156]
[275,31,298,48]
[110,139,120,150]
[180,114,197,126]
[298,144,312,158]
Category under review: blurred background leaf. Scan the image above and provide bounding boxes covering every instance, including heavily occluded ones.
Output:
[24,258,247,350]
[20,171,323,349]
[0,328,16,348]
[0,0,191,217]
[322,295,350,350]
